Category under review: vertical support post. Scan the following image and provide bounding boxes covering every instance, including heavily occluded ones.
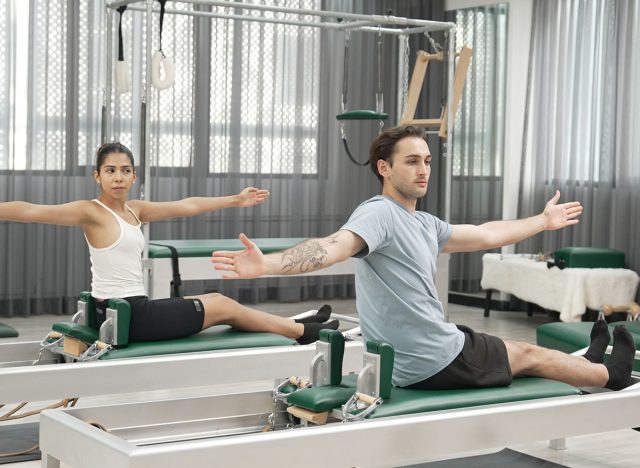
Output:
[396,34,408,119]
[142,0,154,292]
[103,7,113,143]
[443,26,455,223]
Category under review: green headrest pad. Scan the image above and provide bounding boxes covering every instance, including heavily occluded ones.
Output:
[99,325,295,360]
[0,322,19,338]
[287,385,355,412]
[336,110,389,121]
[52,322,99,344]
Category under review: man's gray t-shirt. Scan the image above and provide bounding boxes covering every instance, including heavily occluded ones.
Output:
[342,195,464,387]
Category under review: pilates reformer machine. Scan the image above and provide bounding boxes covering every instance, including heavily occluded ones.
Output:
[0,292,364,418]
[39,328,640,468]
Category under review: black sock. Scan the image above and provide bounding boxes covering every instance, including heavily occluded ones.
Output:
[584,319,611,363]
[294,304,332,324]
[604,326,635,391]
[296,319,339,345]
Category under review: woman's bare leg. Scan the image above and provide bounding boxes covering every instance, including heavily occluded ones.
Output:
[187,293,337,344]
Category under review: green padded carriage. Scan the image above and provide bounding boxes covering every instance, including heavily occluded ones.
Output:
[101,326,294,360]
[288,338,581,419]
[49,292,295,361]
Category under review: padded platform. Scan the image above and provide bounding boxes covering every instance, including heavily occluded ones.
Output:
[0,322,18,338]
[288,374,580,418]
[100,325,295,360]
[148,238,307,258]
[554,247,625,269]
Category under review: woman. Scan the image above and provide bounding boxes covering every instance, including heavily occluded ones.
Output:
[0,142,337,344]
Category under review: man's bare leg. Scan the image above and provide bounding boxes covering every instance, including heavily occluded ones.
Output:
[505,326,634,390]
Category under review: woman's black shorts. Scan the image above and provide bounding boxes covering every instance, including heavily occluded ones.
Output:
[406,324,513,390]
[96,296,205,343]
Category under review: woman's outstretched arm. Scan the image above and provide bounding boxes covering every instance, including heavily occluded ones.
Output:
[0,200,95,226]
[128,187,269,223]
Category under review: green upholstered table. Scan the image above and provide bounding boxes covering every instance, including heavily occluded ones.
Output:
[147,238,357,299]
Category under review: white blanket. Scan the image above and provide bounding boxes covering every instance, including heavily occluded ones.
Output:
[481,253,640,322]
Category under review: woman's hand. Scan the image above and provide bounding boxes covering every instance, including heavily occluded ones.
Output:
[236,187,270,207]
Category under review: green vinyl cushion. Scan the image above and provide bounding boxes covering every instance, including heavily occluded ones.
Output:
[336,110,389,121]
[359,375,579,419]
[99,325,295,360]
[287,374,579,417]
[148,238,307,259]
[287,385,356,412]
[554,247,625,269]
[0,322,18,338]
[52,322,99,344]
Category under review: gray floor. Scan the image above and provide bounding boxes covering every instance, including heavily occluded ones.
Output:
[1,299,640,467]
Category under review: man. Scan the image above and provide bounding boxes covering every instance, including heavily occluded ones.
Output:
[212,125,634,391]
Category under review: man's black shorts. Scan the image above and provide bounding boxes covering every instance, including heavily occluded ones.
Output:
[96,296,205,342]
[406,324,513,390]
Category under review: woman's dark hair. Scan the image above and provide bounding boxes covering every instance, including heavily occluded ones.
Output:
[95,142,135,172]
[368,126,426,183]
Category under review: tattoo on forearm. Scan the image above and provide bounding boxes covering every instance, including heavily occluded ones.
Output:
[282,240,328,273]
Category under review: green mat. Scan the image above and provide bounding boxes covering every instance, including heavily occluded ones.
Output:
[0,422,40,464]
[0,322,18,338]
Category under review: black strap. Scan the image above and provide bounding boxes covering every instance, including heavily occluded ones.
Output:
[342,137,369,166]
[149,243,182,297]
[117,6,127,61]
[158,0,168,53]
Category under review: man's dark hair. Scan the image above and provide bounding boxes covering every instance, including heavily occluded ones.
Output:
[95,142,135,172]
[369,126,426,183]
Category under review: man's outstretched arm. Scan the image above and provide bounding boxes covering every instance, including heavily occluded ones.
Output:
[211,230,366,279]
[443,190,583,253]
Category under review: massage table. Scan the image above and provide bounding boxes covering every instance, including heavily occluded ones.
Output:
[39,330,640,468]
[147,238,358,299]
[481,253,639,321]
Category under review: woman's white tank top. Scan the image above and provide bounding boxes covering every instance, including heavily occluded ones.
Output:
[86,199,146,299]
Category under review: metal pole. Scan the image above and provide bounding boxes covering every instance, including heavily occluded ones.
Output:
[444,26,455,223]
[103,7,113,143]
[141,0,153,292]
[396,34,408,120]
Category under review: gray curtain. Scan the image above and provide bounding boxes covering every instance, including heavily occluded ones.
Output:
[0,0,445,317]
[448,4,508,292]
[518,0,640,301]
